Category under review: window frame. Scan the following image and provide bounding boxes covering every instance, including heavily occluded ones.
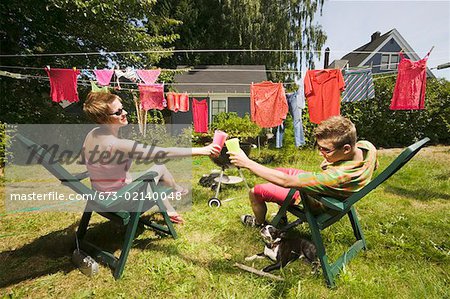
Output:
[380,53,399,70]
[209,96,228,123]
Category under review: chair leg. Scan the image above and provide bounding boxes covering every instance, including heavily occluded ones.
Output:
[305,209,335,288]
[114,212,141,279]
[156,199,177,239]
[76,211,92,242]
[272,189,297,228]
[348,206,367,250]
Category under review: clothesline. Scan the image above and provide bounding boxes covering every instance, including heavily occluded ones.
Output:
[1,59,444,73]
[0,65,300,73]
[1,48,443,58]
[12,73,299,87]
[0,67,435,86]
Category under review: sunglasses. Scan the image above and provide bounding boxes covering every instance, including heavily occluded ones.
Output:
[317,145,337,154]
[109,108,124,116]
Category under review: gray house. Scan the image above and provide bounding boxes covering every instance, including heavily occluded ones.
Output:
[330,29,435,78]
[170,65,267,126]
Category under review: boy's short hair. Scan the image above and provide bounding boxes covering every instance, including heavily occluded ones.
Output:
[314,116,357,147]
[83,92,121,124]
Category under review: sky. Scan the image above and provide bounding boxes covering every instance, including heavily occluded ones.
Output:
[311,0,450,80]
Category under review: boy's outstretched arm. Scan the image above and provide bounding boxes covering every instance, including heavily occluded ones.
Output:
[228,150,299,188]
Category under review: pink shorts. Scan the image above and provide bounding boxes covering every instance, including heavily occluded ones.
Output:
[253,168,305,205]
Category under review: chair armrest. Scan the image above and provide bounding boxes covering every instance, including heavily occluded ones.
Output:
[60,171,90,186]
[134,171,159,182]
[74,171,90,181]
[315,196,345,212]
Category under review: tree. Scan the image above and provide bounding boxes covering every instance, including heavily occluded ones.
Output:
[158,0,327,81]
[0,0,180,123]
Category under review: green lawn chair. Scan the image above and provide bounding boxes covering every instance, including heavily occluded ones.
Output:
[15,133,177,279]
[271,137,430,287]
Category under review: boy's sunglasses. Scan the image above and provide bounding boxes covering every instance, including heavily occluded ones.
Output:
[109,108,124,116]
[315,141,341,154]
[317,145,337,154]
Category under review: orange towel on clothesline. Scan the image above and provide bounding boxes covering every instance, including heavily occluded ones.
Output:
[250,81,288,128]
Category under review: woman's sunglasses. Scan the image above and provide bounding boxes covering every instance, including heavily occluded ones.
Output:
[109,108,124,116]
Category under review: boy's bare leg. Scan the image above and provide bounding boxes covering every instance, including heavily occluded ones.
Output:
[249,188,267,225]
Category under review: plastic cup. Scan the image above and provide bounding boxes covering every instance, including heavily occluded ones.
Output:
[225,138,240,153]
[213,130,228,150]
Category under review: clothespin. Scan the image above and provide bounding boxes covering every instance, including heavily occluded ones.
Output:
[46,65,50,70]
[73,67,77,71]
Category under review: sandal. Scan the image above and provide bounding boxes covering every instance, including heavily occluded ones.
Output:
[168,213,185,224]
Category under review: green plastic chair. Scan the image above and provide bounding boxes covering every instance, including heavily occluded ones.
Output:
[16,133,177,279]
[272,137,430,287]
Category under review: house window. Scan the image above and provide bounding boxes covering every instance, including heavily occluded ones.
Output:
[390,54,399,70]
[210,98,227,122]
[380,54,399,70]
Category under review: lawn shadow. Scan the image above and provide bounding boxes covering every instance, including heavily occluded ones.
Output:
[0,214,174,288]
[0,222,78,288]
[384,184,450,201]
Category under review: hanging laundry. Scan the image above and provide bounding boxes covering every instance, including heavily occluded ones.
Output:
[178,93,189,112]
[341,68,375,103]
[136,69,161,85]
[276,81,306,148]
[166,92,177,112]
[390,51,430,110]
[250,81,288,128]
[45,67,80,103]
[93,69,114,86]
[115,67,140,82]
[304,69,344,124]
[138,83,165,111]
[90,81,109,93]
[115,67,140,90]
[166,92,190,112]
[192,99,208,133]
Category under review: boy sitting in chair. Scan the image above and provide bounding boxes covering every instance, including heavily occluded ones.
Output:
[228,116,378,227]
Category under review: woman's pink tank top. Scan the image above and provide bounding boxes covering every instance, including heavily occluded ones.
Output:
[84,137,132,192]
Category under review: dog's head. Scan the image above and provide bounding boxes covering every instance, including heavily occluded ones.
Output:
[259,225,286,246]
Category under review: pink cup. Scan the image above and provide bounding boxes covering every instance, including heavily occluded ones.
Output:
[213,130,228,150]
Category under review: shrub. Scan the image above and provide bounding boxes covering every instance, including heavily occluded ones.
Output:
[210,112,262,139]
[192,112,262,145]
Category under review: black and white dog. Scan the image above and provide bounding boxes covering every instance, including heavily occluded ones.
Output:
[245,225,317,272]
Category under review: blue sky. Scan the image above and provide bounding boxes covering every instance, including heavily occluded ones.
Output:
[312,0,450,80]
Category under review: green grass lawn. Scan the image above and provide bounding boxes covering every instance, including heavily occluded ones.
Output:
[0,146,449,298]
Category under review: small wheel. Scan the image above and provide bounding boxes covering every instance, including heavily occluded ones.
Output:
[208,197,221,208]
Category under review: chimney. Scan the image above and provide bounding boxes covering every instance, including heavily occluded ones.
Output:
[324,47,330,69]
[371,31,381,42]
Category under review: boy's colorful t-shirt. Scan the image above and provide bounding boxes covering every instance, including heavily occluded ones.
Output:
[297,140,378,200]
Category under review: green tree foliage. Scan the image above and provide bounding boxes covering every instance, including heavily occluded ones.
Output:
[159,0,326,81]
[0,0,180,123]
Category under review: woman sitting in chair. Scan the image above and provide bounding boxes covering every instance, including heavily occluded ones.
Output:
[82,92,220,224]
